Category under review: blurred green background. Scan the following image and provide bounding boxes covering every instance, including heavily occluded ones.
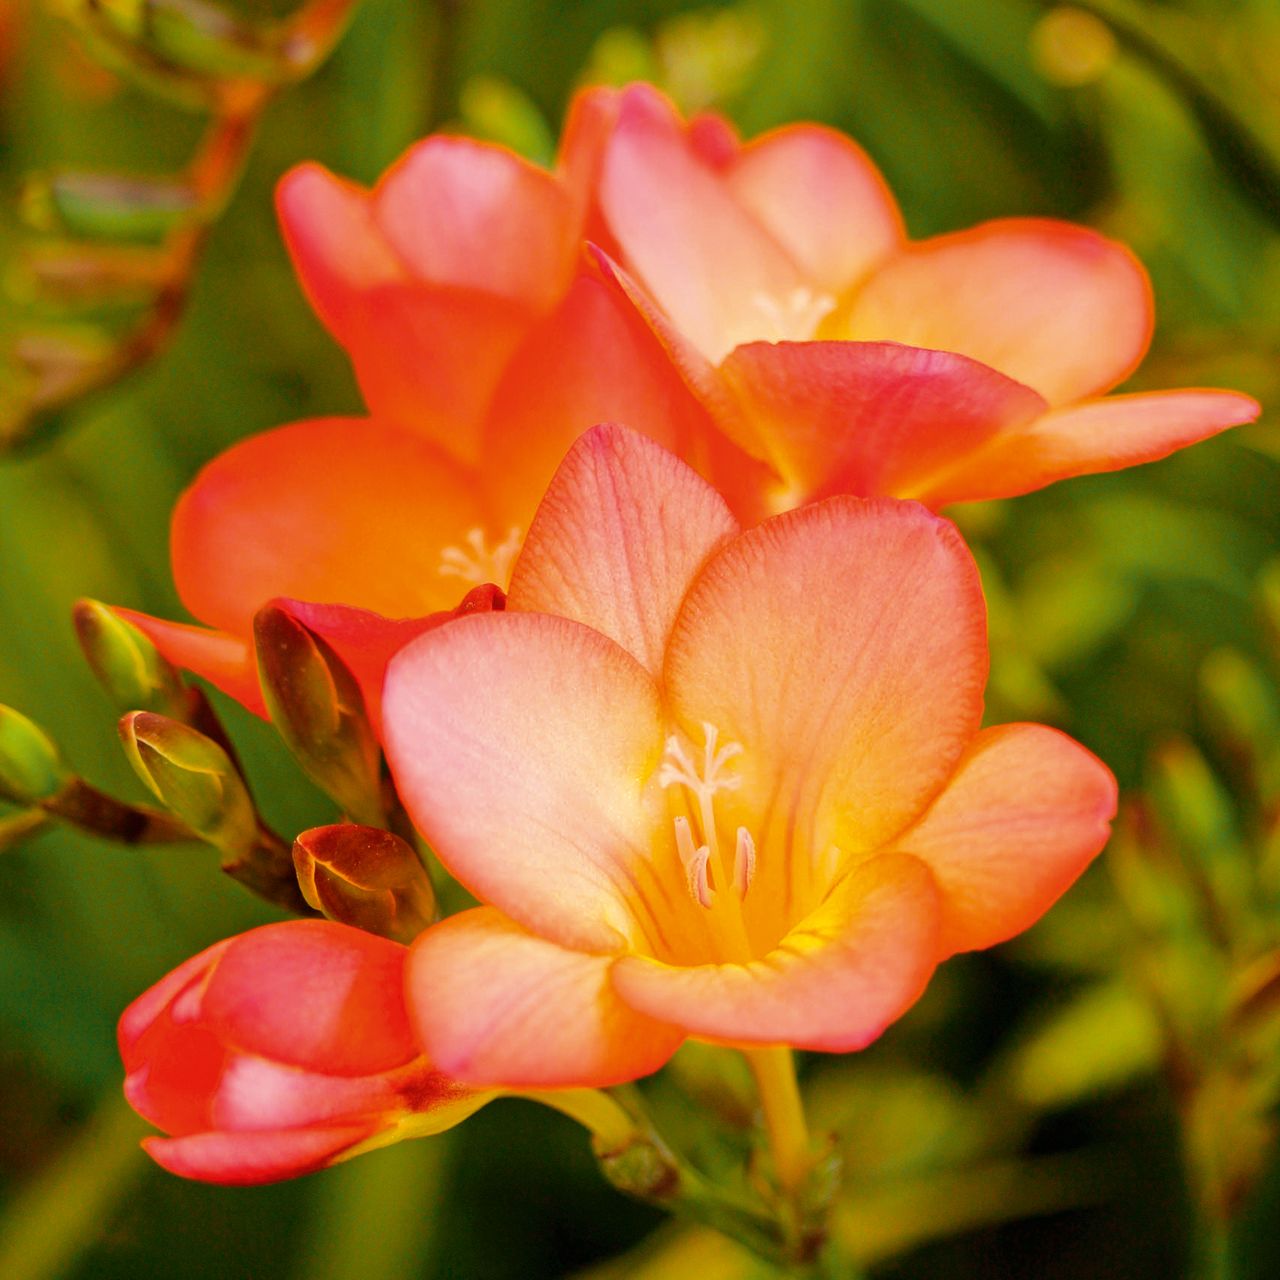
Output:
[1,0,1278,1276]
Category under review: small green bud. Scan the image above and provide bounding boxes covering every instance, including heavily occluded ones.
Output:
[595,1133,681,1203]
[0,706,71,805]
[293,824,436,943]
[74,600,189,718]
[119,711,257,856]
[254,606,382,826]
[20,171,198,243]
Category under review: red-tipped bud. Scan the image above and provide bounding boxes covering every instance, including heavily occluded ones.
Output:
[119,921,490,1185]
[293,824,436,943]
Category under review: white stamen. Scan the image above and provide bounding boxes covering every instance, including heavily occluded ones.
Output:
[749,286,837,342]
[438,526,522,587]
[733,826,756,897]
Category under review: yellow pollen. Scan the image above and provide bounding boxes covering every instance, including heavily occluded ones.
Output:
[438,526,522,587]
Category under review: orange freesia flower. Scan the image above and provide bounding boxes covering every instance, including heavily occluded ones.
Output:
[381,425,1118,1088]
[114,419,505,717]
[119,920,491,1184]
[582,84,1258,509]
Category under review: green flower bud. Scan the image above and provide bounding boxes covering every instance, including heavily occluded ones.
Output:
[0,706,71,805]
[74,599,189,718]
[118,711,256,856]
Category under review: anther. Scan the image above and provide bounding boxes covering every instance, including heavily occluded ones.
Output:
[733,826,756,898]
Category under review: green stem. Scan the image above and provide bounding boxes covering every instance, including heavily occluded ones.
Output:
[744,1047,813,1195]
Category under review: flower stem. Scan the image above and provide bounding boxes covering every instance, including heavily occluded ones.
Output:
[524,1088,639,1152]
[744,1047,812,1195]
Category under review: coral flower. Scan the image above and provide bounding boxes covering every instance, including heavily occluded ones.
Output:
[582,84,1258,509]
[381,425,1118,1087]
[119,920,490,1184]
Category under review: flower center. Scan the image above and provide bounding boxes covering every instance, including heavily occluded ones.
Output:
[438,526,522,588]
[749,286,837,342]
[660,722,757,961]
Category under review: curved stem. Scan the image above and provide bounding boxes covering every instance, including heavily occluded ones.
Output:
[744,1047,812,1195]
[523,1088,639,1152]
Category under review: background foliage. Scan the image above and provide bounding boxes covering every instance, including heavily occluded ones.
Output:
[0,0,1277,1276]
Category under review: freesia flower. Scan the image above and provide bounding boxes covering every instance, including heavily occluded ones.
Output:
[583,84,1259,509]
[119,919,491,1184]
[115,82,1256,723]
[381,424,1118,1087]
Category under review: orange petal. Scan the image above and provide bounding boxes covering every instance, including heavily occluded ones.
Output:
[383,612,665,953]
[917,388,1261,507]
[598,84,807,362]
[143,1124,382,1186]
[727,124,903,294]
[481,265,719,531]
[339,283,536,464]
[888,724,1117,956]
[665,499,987,894]
[373,136,578,313]
[557,86,622,257]
[276,163,407,342]
[171,418,483,636]
[407,908,683,1087]
[719,340,1047,504]
[114,610,264,717]
[832,219,1153,404]
[611,853,940,1051]
[508,424,737,676]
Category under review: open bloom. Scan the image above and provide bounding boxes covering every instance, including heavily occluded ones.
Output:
[382,425,1118,1087]
[119,920,490,1184]
[583,84,1258,509]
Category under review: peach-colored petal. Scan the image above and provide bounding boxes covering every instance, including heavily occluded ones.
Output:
[407,908,683,1088]
[727,124,903,294]
[611,853,940,1051]
[201,921,417,1076]
[144,1124,381,1186]
[598,84,807,362]
[831,219,1154,404]
[373,136,578,312]
[719,340,1047,504]
[508,424,738,676]
[383,612,665,953]
[557,86,622,255]
[887,724,1116,956]
[665,499,988,918]
[113,610,264,717]
[171,418,483,636]
[212,1056,403,1131]
[917,388,1261,507]
[276,163,406,341]
[480,266,717,531]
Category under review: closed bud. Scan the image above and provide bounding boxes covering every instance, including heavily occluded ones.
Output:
[119,711,256,856]
[74,599,189,718]
[254,606,382,826]
[90,0,283,82]
[20,171,198,243]
[293,824,436,943]
[0,706,70,805]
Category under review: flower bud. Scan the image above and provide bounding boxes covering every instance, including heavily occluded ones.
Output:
[0,706,70,805]
[119,711,256,856]
[20,171,197,243]
[254,605,382,826]
[74,599,189,718]
[293,824,436,944]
